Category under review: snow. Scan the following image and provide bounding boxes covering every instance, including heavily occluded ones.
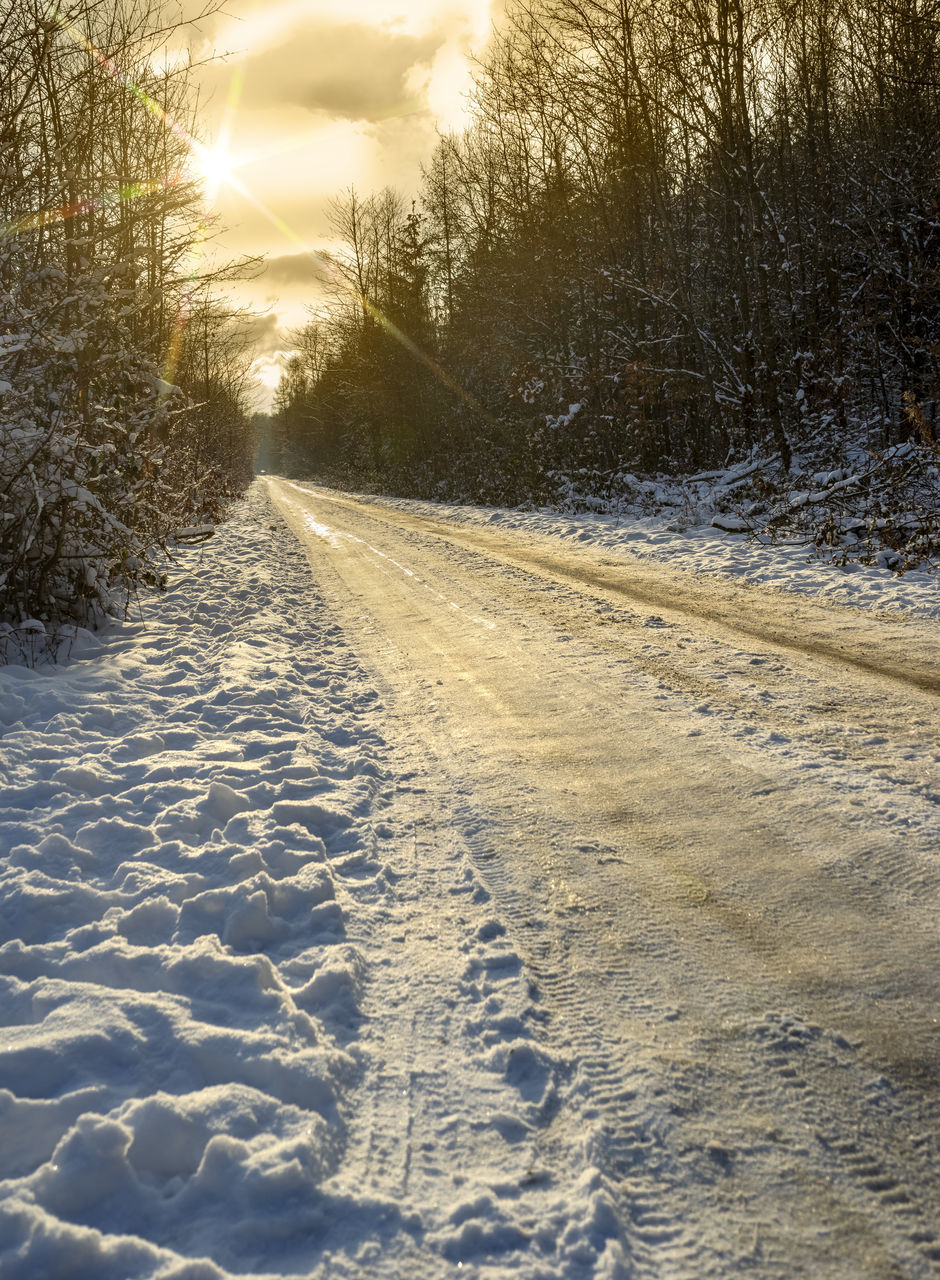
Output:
[0,489,625,1278]
[2,480,937,1278]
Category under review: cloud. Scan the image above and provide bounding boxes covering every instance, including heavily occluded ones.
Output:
[233,22,444,122]
[240,311,290,356]
[263,251,335,285]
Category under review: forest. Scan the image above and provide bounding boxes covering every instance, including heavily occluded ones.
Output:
[271,0,939,564]
[3,0,937,657]
[0,0,255,650]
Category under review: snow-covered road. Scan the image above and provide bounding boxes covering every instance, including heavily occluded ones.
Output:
[1,479,938,1279]
[269,478,940,1277]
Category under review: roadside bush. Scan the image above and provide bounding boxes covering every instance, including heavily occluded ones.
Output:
[0,258,185,653]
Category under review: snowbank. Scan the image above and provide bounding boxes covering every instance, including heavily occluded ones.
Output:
[0,494,382,1277]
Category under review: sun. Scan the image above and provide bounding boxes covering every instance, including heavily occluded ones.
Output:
[193,139,235,201]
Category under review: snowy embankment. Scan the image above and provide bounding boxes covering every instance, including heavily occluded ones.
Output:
[367,489,940,620]
[0,497,383,1275]
[0,490,623,1278]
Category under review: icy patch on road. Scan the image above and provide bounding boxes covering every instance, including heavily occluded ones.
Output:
[285,483,497,632]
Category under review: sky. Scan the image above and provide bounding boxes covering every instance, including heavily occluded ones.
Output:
[174,0,500,406]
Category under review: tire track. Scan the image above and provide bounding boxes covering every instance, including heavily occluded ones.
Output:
[296,485,940,696]
[740,1011,940,1277]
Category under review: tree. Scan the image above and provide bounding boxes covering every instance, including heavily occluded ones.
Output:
[272,0,938,518]
[0,0,254,652]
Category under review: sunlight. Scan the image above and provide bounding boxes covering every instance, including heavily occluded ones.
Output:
[193,139,235,201]
[47,2,490,421]
[427,42,476,132]
[219,115,369,198]
[193,63,245,206]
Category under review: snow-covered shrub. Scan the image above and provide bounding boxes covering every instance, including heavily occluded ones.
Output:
[736,427,940,572]
[0,4,256,662]
[0,258,184,650]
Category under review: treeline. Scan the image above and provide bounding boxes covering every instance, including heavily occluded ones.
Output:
[273,0,938,508]
[1,0,255,649]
